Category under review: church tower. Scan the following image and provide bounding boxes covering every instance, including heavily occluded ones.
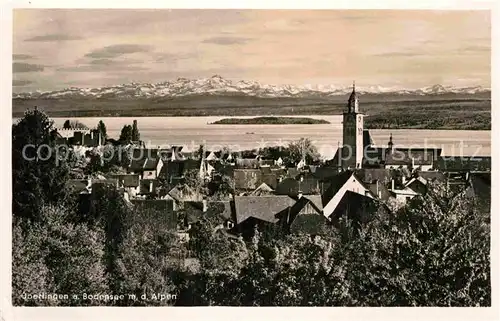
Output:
[342,81,364,168]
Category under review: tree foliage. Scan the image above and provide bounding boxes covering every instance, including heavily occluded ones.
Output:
[12,108,70,221]
[119,125,133,143]
[97,120,108,139]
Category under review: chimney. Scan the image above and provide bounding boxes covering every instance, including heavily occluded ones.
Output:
[466,171,470,181]
[203,199,208,212]
[149,181,153,193]
[402,176,406,185]
[411,157,415,169]
[298,191,303,199]
[391,179,395,191]
[376,180,380,197]
[87,178,92,188]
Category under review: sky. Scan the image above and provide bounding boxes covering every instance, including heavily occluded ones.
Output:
[12,9,491,92]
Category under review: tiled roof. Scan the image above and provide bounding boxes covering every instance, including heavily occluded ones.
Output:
[355,168,395,184]
[129,148,162,171]
[250,183,275,196]
[330,190,384,223]
[367,182,393,201]
[385,149,435,166]
[168,185,204,202]
[275,177,321,196]
[234,195,295,224]
[234,169,263,190]
[322,170,355,205]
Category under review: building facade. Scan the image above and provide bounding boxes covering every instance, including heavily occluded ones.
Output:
[341,82,364,169]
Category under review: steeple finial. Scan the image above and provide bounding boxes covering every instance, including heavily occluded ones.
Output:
[353,80,355,91]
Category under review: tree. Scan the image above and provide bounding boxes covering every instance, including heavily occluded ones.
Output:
[63,119,71,129]
[131,120,140,141]
[12,107,70,221]
[119,125,133,143]
[12,205,108,306]
[286,138,321,166]
[97,120,108,139]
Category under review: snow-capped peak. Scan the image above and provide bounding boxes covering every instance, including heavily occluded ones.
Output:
[13,76,491,99]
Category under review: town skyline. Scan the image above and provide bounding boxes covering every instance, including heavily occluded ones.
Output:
[13,9,491,92]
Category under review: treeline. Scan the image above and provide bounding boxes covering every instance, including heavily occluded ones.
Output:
[12,108,491,306]
[211,117,330,125]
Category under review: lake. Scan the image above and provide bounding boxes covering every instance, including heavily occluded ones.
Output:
[46,116,490,159]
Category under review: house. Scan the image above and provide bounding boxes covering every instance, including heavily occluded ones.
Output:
[108,174,141,197]
[322,170,376,218]
[402,171,447,196]
[355,168,395,185]
[366,180,393,201]
[389,187,420,206]
[138,179,159,197]
[233,168,279,191]
[330,191,388,228]
[128,148,164,179]
[131,199,177,230]
[163,184,204,211]
[235,153,260,168]
[275,176,324,197]
[281,195,327,235]
[54,128,103,147]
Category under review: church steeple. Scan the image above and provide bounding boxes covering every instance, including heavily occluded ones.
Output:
[388,133,394,153]
[347,80,359,113]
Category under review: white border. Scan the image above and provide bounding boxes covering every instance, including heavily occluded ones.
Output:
[1,1,498,321]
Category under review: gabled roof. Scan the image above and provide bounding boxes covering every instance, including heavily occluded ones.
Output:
[330,190,385,224]
[234,195,295,224]
[367,181,393,201]
[322,170,356,204]
[418,171,446,182]
[129,148,163,171]
[168,184,203,202]
[250,182,275,196]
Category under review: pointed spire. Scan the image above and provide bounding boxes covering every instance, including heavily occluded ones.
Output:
[353,80,356,91]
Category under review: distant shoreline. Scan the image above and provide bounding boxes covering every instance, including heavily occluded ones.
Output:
[210,117,330,125]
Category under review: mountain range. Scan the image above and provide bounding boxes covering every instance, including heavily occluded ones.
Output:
[13,75,491,100]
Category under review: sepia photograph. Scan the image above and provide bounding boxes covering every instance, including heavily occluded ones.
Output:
[8,6,493,311]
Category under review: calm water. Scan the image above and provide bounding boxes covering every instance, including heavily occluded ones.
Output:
[43,116,491,159]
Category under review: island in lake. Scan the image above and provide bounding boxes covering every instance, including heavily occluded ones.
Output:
[211,116,330,125]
